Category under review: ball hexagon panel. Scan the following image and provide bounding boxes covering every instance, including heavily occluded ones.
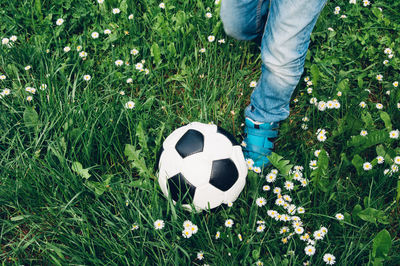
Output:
[175,129,204,158]
[162,126,191,150]
[202,130,233,160]
[167,173,196,204]
[193,183,225,210]
[209,158,239,192]
[181,153,212,187]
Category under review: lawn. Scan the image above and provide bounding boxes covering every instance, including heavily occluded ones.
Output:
[1,0,400,265]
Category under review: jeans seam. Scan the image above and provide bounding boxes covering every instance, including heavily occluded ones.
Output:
[256,0,264,33]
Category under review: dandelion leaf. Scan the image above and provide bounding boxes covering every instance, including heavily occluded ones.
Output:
[124,144,152,179]
[379,111,392,131]
[267,152,293,177]
[71,162,91,179]
[372,229,392,260]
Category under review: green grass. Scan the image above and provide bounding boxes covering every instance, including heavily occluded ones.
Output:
[1,0,400,265]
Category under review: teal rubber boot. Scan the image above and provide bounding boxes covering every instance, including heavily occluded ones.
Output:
[242,117,279,169]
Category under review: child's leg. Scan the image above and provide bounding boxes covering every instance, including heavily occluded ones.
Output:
[245,0,327,123]
[220,0,270,42]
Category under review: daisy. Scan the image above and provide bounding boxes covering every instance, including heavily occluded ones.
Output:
[317,133,327,142]
[76,45,82,51]
[63,46,71,52]
[253,166,261,173]
[335,213,344,220]
[376,156,384,164]
[256,260,264,266]
[300,233,310,241]
[283,195,292,202]
[284,181,294,191]
[104,29,111,34]
[183,220,192,228]
[337,91,342,96]
[190,224,198,234]
[26,96,33,102]
[360,130,368,136]
[256,224,266,232]
[97,0,104,3]
[314,230,324,240]
[250,81,257,87]
[115,60,124,66]
[238,233,243,241]
[363,0,370,6]
[131,223,139,230]
[128,14,134,20]
[2,88,11,95]
[225,219,234,228]
[126,78,133,83]
[359,101,367,108]
[154,219,165,230]
[197,251,204,260]
[218,39,225,44]
[199,48,206,53]
[227,202,233,207]
[279,226,289,234]
[262,185,270,191]
[79,51,87,58]
[297,207,305,214]
[273,187,281,194]
[10,35,17,42]
[301,124,308,130]
[24,65,31,71]
[159,3,165,9]
[135,63,144,70]
[294,227,304,234]
[215,231,220,239]
[323,254,336,265]
[389,130,399,139]
[363,162,372,171]
[0,74,6,80]
[119,91,125,96]
[205,12,212,18]
[393,156,400,165]
[304,245,315,256]
[265,173,277,183]
[130,49,139,55]
[83,74,91,81]
[208,35,215,42]
[318,101,327,111]
[112,8,121,14]
[300,179,308,187]
[376,103,383,109]
[91,32,99,39]
[307,87,313,94]
[56,18,64,26]
[309,160,317,170]
[256,197,267,207]
[182,228,192,238]
[125,101,135,109]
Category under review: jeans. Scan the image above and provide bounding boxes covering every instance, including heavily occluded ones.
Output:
[221,0,327,123]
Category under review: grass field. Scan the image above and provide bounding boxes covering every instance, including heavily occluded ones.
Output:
[1,0,400,265]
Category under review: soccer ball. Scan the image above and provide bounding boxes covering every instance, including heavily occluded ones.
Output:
[157,122,248,211]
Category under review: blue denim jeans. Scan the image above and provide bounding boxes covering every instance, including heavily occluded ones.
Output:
[221,0,327,123]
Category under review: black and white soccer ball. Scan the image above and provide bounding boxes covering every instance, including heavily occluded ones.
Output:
[157,122,248,211]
